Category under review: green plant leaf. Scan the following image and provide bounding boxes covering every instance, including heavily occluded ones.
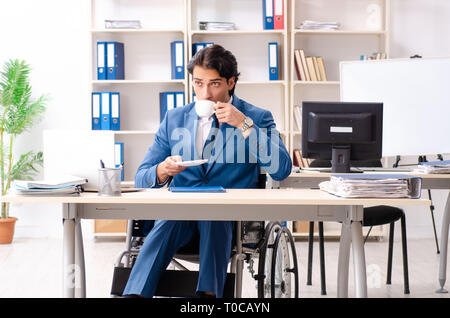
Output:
[9,151,43,182]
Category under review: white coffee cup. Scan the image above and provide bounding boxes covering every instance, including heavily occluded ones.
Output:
[195,100,216,118]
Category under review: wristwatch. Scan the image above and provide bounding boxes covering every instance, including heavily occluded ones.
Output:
[240,116,254,132]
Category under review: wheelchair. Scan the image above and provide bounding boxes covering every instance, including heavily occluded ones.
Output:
[111,219,299,298]
[110,175,299,298]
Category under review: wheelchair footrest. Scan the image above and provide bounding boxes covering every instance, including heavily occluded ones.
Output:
[111,267,235,298]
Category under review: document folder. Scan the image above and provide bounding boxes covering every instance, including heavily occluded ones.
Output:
[268,42,279,80]
[115,142,124,181]
[273,0,284,29]
[91,92,101,130]
[262,0,274,30]
[171,41,185,79]
[321,174,422,198]
[97,42,107,80]
[111,92,120,130]
[106,42,125,80]
[100,92,111,130]
[159,92,176,122]
[192,42,214,56]
[169,186,226,193]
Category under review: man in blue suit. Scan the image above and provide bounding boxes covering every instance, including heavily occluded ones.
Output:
[123,45,292,298]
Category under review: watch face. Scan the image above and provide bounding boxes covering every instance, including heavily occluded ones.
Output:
[245,117,253,126]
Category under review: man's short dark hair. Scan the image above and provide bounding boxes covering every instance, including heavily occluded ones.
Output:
[187,44,240,96]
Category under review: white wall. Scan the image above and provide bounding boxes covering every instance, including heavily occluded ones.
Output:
[0,0,91,238]
[0,0,449,239]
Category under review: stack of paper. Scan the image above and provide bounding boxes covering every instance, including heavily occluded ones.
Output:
[414,160,450,174]
[105,20,142,29]
[319,174,422,198]
[14,175,87,195]
[298,20,340,30]
[198,21,235,31]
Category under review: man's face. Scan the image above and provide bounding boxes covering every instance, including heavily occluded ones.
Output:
[192,65,235,103]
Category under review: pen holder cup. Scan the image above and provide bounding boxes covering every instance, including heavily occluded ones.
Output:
[98,167,122,196]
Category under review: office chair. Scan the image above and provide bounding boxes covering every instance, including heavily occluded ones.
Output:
[110,174,300,298]
[306,159,410,295]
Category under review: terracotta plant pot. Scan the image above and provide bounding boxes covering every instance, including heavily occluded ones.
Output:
[0,217,18,244]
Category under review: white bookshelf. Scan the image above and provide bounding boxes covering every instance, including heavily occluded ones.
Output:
[289,0,390,238]
[86,0,390,238]
[187,0,290,140]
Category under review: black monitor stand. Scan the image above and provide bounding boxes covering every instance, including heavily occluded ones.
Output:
[331,145,351,173]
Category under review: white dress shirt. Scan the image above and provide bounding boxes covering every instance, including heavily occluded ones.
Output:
[196,96,233,158]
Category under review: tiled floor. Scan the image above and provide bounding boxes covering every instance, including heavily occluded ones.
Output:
[0,236,449,298]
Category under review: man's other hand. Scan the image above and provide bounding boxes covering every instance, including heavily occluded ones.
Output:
[156,155,187,184]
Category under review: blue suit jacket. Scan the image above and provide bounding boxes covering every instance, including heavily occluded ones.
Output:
[135,95,292,189]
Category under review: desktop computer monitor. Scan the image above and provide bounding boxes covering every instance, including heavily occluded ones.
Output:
[301,101,383,173]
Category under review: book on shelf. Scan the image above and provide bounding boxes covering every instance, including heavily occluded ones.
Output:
[293,149,310,168]
[293,105,302,131]
[312,57,321,81]
[299,49,310,81]
[294,49,328,82]
[305,57,317,81]
[294,50,306,81]
[316,57,327,81]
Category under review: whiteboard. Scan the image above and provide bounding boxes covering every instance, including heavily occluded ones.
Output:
[340,57,450,157]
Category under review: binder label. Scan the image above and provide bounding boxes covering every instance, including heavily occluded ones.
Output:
[167,93,175,110]
[175,42,183,66]
[269,44,277,67]
[111,94,119,117]
[107,43,115,68]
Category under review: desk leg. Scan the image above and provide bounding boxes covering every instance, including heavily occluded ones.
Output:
[63,217,75,298]
[437,191,450,294]
[75,218,86,298]
[351,221,367,298]
[337,220,351,298]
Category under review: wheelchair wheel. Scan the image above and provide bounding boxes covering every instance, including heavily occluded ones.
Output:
[257,222,299,298]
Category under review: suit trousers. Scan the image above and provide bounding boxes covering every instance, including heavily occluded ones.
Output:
[123,220,234,298]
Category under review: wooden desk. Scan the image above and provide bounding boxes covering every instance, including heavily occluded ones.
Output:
[271,171,450,294]
[1,188,430,298]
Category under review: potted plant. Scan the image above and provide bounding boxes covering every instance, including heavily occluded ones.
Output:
[0,59,48,244]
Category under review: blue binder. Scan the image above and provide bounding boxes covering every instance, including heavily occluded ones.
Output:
[192,42,214,55]
[268,42,279,80]
[159,92,176,122]
[262,0,274,30]
[115,142,124,181]
[97,42,107,80]
[100,92,111,130]
[106,42,125,80]
[91,92,101,130]
[175,91,185,107]
[110,92,120,130]
[171,41,184,79]
[192,43,206,56]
